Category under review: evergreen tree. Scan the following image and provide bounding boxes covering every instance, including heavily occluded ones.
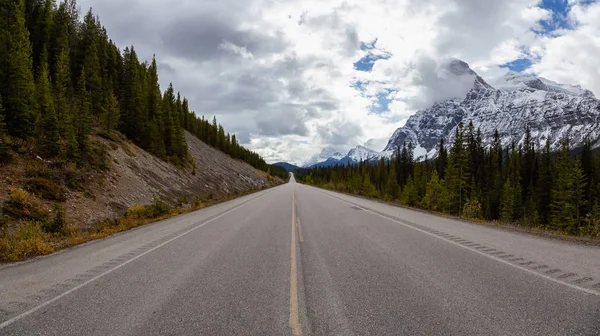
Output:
[549,140,579,232]
[385,162,400,200]
[436,138,448,179]
[73,67,92,162]
[421,170,447,211]
[36,53,60,157]
[444,123,469,215]
[500,177,516,222]
[0,0,37,137]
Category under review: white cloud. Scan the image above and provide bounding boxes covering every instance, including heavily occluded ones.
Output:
[528,1,600,96]
[78,0,580,165]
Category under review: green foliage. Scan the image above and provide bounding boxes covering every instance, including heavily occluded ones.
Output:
[36,54,60,158]
[421,170,448,211]
[0,0,37,137]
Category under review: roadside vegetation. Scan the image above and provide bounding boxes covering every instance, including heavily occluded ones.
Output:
[296,123,600,239]
[0,188,268,262]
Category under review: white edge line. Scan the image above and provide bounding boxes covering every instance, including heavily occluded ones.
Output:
[317,189,599,296]
[0,189,274,329]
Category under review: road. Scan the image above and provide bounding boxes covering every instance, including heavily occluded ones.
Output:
[1,176,599,335]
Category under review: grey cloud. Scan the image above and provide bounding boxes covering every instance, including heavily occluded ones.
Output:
[161,15,287,62]
[316,121,364,146]
[407,56,477,109]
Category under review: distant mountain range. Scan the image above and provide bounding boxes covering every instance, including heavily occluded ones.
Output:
[272,162,301,172]
[301,145,379,168]
[302,59,600,167]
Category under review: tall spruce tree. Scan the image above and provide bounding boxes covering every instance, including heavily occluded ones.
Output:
[0,0,37,137]
[36,53,60,157]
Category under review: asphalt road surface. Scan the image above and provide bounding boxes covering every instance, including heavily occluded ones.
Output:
[1,176,599,335]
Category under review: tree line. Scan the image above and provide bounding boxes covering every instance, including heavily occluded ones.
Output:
[0,0,268,171]
[296,122,600,236]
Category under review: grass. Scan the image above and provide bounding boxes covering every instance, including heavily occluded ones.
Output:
[0,187,271,262]
[1,188,49,222]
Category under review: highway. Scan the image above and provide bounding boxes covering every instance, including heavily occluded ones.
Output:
[0,176,599,335]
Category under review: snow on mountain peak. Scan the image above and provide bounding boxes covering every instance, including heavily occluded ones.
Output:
[347,145,378,162]
[302,147,345,168]
[383,60,600,159]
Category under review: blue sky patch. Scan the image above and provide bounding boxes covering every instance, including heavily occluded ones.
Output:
[500,58,533,72]
[538,0,571,33]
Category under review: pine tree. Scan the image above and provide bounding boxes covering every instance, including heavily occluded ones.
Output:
[73,67,92,162]
[36,53,60,157]
[104,88,119,133]
[385,162,400,200]
[500,177,516,222]
[550,139,578,232]
[444,123,470,215]
[0,0,37,137]
[421,170,447,211]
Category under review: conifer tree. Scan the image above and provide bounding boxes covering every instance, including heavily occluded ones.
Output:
[0,0,37,137]
[73,67,92,161]
[550,139,578,232]
[36,53,60,157]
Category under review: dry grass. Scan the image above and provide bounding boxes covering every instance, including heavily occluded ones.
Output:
[0,187,268,262]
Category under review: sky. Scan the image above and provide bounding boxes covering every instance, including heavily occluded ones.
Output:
[78,0,600,165]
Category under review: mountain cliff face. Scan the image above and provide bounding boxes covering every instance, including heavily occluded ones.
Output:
[383,60,600,160]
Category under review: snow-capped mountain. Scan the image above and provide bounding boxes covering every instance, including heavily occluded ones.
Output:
[304,145,379,168]
[337,145,379,166]
[383,60,600,160]
[302,148,345,168]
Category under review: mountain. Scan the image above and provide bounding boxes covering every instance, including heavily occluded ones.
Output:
[302,148,345,168]
[383,60,600,160]
[306,145,379,168]
[337,145,379,165]
[272,162,300,171]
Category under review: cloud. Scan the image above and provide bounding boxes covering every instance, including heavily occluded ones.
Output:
[528,1,600,96]
[77,0,590,164]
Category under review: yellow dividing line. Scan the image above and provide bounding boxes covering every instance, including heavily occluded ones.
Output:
[297,217,304,243]
[289,185,302,336]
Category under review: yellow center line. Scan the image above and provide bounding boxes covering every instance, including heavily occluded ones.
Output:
[297,217,304,243]
[290,185,302,336]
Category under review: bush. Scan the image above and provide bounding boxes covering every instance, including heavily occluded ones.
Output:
[25,161,82,190]
[43,204,66,233]
[24,177,67,201]
[2,188,48,221]
[462,198,483,220]
[0,221,54,261]
[146,197,170,218]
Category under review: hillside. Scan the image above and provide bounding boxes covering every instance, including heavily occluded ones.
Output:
[0,130,280,261]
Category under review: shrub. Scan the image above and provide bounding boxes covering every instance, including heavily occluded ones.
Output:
[2,188,48,221]
[0,221,54,261]
[146,197,170,218]
[43,204,66,233]
[462,198,483,220]
[24,177,66,201]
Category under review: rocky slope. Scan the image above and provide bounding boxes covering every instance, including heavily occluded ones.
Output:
[383,60,600,160]
[0,131,275,229]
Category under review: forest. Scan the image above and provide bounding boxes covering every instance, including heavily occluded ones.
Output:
[296,122,600,237]
[0,0,269,172]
